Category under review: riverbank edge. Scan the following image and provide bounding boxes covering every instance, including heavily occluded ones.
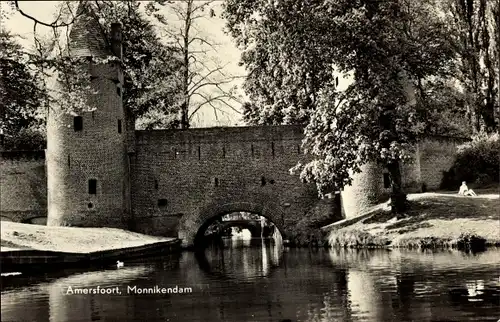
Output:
[283,229,500,250]
[1,239,181,273]
[317,193,500,251]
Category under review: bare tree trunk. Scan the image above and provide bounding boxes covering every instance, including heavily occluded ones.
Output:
[180,0,193,129]
[387,160,408,214]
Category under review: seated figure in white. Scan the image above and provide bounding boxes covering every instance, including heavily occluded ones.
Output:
[458,181,477,196]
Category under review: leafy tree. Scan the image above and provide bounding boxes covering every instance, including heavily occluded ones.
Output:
[0,31,47,150]
[224,0,340,126]
[224,0,454,213]
[441,0,499,133]
[417,78,472,137]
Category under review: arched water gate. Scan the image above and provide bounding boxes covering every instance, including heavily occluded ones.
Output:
[179,201,286,248]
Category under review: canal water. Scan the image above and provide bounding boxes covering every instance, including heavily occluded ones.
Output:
[1,239,499,322]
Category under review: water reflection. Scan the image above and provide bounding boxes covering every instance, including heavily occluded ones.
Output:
[231,228,252,241]
[1,266,154,322]
[195,238,284,281]
[1,246,499,322]
[328,248,500,321]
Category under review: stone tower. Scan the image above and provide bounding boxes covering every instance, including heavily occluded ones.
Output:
[46,3,130,228]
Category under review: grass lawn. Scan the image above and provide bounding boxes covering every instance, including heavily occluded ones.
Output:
[0,222,174,253]
[326,191,500,249]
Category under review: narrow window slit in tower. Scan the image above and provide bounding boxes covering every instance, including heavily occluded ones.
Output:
[88,179,97,195]
[251,144,254,157]
[198,146,201,160]
[74,116,83,132]
[214,177,219,187]
[68,155,70,168]
[222,146,226,158]
[118,119,122,133]
[261,176,266,186]
[297,144,301,154]
[158,199,168,207]
[154,179,158,190]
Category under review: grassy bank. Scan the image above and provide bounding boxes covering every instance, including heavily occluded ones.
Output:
[325,191,500,250]
[0,222,174,253]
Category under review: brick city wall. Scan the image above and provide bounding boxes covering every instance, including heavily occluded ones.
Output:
[0,127,466,239]
[130,125,337,245]
[417,136,469,190]
[0,151,47,223]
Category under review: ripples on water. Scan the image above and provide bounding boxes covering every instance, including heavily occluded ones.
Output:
[1,239,499,322]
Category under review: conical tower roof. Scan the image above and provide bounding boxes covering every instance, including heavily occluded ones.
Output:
[67,2,111,58]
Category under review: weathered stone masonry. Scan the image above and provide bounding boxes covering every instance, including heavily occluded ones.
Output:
[130,125,327,245]
[0,151,46,224]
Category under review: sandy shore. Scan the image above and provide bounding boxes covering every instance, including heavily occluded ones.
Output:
[0,222,175,253]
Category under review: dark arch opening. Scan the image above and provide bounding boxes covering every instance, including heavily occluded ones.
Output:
[193,211,283,250]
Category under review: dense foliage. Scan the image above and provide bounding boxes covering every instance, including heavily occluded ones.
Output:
[0,31,47,150]
[441,133,500,189]
[417,79,473,137]
[441,0,499,133]
[223,0,455,212]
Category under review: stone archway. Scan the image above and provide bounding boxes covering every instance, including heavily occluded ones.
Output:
[179,201,286,248]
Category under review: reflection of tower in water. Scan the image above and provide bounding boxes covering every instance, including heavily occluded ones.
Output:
[346,269,381,320]
[326,249,382,320]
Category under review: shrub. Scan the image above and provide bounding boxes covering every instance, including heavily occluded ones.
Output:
[441,133,499,189]
[327,229,388,248]
[392,236,452,249]
[455,232,486,252]
[1,128,46,151]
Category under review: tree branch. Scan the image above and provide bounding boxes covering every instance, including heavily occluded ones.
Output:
[15,0,84,28]
[188,36,220,51]
[189,92,242,119]
[188,78,236,96]
[188,65,225,93]
[191,0,216,15]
